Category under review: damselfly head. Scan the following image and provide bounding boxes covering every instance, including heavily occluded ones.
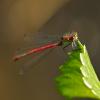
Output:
[73,32,78,41]
[63,32,78,41]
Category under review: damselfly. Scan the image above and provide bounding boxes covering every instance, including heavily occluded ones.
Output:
[13,32,78,74]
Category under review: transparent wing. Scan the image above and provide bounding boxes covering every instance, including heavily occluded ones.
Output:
[14,32,69,74]
[16,32,63,56]
[23,32,63,46]
[18,48,54,75]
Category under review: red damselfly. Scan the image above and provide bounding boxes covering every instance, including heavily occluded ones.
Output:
[13,32,78,74]
[13,32,78,61]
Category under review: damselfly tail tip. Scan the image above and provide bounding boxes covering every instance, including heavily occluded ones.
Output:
[13,56,20,61]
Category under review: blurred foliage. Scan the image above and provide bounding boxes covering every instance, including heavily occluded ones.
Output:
[56,40,100,100]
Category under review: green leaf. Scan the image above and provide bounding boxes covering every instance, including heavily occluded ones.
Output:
[55,40,100,99]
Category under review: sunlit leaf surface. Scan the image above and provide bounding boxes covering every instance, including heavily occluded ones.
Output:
[56,40,100,100]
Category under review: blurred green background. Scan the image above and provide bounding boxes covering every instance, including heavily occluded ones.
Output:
[0,0,100,100]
